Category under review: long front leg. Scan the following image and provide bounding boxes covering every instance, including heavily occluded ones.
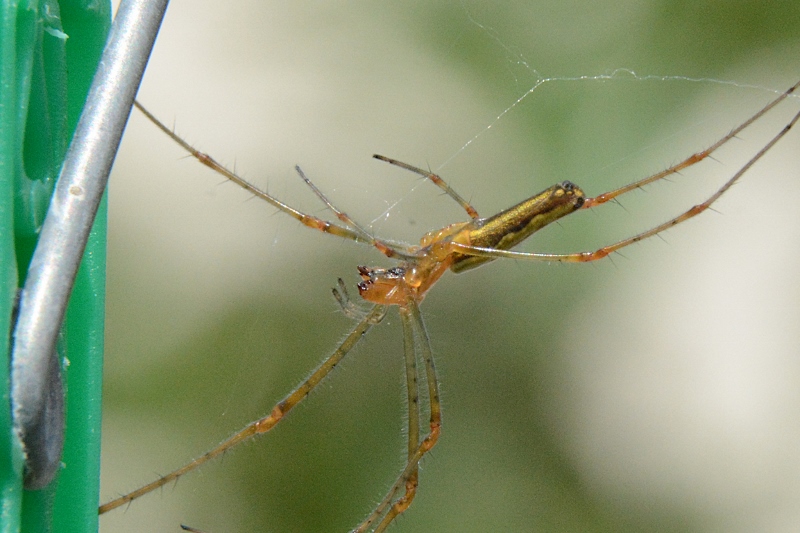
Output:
[134,102,412,260]
[99,304,387,515]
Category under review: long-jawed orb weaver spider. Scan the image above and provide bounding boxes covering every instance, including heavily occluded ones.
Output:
[101,80,799,531]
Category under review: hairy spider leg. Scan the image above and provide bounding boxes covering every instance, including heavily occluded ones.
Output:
[446,80,800,265]
[372,154,480,219]
[583,79,800,209]
[132,101,413,260]
[98,304,387,514]
[355,301,441,533]
[292,165,406,253]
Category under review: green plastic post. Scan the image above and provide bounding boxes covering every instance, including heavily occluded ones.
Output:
[0,1,110,532]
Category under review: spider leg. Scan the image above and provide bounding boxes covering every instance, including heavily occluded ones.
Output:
[582,79,800,209]
[386,302,422,528]
[134,102,410,260]
[355,301,441,533]
[402,300,422,473]
[448,98,800,264]
[294,165,416,259]
[98,304,387,515]
[374,154,480,219]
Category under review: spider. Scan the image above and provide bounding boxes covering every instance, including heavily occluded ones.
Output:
[101,80,799,531]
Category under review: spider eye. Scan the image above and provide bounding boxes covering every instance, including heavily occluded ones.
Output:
[561,181,574,191]
[387,267,406,278]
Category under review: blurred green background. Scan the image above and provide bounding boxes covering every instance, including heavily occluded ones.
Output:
[101,2,800,532]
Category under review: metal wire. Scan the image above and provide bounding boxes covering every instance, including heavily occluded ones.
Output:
[10,0,169,488]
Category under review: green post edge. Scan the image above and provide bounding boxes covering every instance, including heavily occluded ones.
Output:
[1,1,111,532]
